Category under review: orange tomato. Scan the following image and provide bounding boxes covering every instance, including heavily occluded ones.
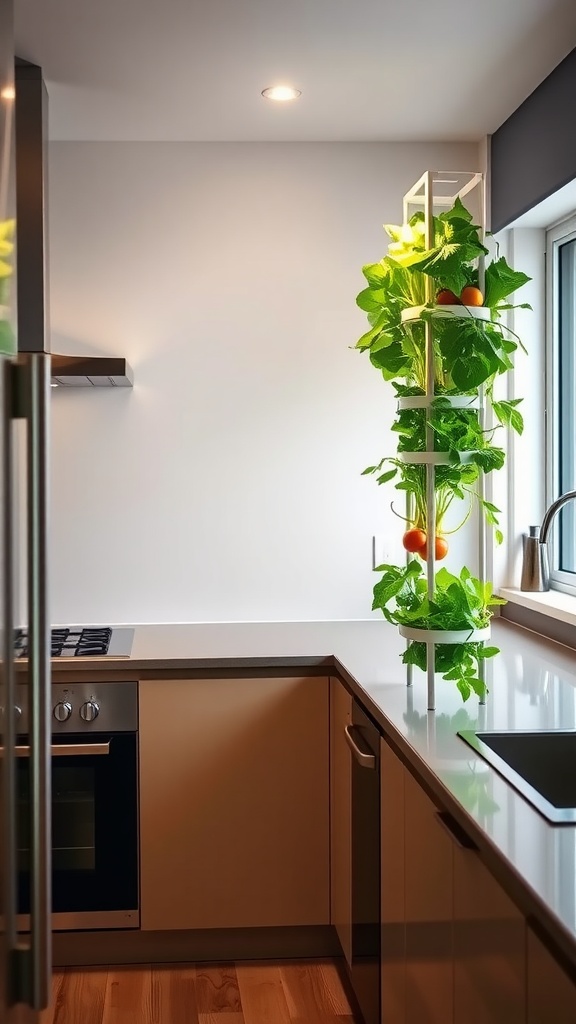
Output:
[419,536,449,561]
[402,528,427,553]
[436,289,460,305]
[460,286,484,306]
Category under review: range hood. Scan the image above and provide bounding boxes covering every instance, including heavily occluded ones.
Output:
[51,355,134,387]
[15,60,134,388]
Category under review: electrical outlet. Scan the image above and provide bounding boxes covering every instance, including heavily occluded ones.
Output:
[372,535,391,569]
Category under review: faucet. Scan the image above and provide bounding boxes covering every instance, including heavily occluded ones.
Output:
[520,490,576,591]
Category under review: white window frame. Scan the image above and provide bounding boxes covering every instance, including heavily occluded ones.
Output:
[546,212,576,596]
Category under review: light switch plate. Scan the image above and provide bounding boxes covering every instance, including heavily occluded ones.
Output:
[372,535,392,569]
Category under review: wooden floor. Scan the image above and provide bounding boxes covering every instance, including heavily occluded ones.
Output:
[40,960,358,1024]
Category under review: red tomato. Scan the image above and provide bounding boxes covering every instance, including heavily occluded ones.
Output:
[419,536,449,561]
[402,528,427,553]
[436,289,460,305]
[460,286,484,306]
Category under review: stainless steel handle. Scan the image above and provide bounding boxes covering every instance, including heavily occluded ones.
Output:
[0,742,111,758]
[435,810,478,851]
[26,354,51,1010]
[2,359,18,968]
[344,724,377,769]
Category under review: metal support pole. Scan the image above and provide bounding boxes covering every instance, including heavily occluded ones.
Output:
[425,172,436,710]
[478,175,487,705]
[406,486,415,686]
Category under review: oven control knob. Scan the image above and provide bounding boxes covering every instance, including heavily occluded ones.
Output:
[53,701,72,722]
[79,700,100,722]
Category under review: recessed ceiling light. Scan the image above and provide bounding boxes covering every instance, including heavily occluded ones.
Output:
[1,86,15,101]
[261,85,301,102]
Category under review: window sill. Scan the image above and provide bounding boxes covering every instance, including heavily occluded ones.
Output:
[498,587,576,629]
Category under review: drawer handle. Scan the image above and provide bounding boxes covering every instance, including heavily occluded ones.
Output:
[0,743,111,759]
[344,725,377,770]
[435,810,477,851]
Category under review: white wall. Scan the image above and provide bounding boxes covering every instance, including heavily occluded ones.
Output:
[47,141,479,624]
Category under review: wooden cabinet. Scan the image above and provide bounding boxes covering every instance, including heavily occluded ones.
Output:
[383,741,526,1024]
[139,676,329,931]
[527,927,576,1024]
[329,677,352,965]
[380,737,405,1024]
[404,768,454,1024]
[452,819,525,1024]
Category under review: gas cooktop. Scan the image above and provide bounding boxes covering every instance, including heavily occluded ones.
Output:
[14,626,135,659]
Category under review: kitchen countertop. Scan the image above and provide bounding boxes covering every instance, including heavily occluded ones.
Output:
[41,617,576,968]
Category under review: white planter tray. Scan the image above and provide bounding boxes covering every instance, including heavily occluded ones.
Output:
[399,450,475,465]
[401,304,492,323]
[397,394,480,410]
[399,624,491,644]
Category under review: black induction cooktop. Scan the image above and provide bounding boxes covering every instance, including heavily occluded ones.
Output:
[14,626,134,658]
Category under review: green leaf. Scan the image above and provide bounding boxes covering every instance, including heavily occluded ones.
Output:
[492,399,524,436]
[477,646,500,659]
[369,341,411,379]
[356,287,382,313]
[456,678,472,702]
[355,323,383,350]
[377,469,397,485]
[484,257,531,309]
[362,262,387,287]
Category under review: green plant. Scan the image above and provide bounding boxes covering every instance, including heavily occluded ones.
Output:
[355,200,531,394]
[362,397,506,542]
[354,193,530,700]
[372,563,504,701]
[0,219,16,356]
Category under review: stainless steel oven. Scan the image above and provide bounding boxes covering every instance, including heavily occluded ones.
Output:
[15,680,139,931]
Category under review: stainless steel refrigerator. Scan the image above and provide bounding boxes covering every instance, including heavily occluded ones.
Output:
[1,0,52,1019]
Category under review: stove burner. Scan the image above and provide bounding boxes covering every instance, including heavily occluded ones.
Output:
[15,627,113,658]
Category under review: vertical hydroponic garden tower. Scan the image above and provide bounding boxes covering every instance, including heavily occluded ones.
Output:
[358,168,528,711]
[401,171,488,711]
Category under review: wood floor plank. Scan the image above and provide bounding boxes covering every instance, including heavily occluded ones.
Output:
[279,962,339,1021]
[195,965,242,1014]
[56,968,108,1024]
[235,964,291,1024]
[40,960,358,1024]
[198,1015,245,1024]
[150,965,199,1023]
[317,962,354,1016]
[40,971,66,1024]
[102,966,152,1024]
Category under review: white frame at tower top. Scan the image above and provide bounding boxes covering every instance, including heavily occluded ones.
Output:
[402,170,484,223]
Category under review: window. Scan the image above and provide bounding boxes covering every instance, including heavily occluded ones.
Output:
[546,214,576,595]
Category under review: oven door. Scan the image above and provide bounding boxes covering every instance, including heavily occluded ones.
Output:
[17,733,139,931]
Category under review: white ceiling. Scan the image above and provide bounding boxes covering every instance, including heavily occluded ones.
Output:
[14,0,576,142]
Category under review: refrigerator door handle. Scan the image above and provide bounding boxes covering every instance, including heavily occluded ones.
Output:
[2,359,18,994]
[25,353,51,1011]
[9,354,51,1010]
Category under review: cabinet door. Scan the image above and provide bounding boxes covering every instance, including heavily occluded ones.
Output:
[330,677,352,965]
[527,927,576,1024]
[404,770,453,1024]
[451,818,525,1024]
[139,676,329,931]
[380,737,405,1024]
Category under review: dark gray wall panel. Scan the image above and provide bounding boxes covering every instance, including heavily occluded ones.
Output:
[491,48,576,232]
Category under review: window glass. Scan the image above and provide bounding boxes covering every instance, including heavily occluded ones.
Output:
[547,215,576,594]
